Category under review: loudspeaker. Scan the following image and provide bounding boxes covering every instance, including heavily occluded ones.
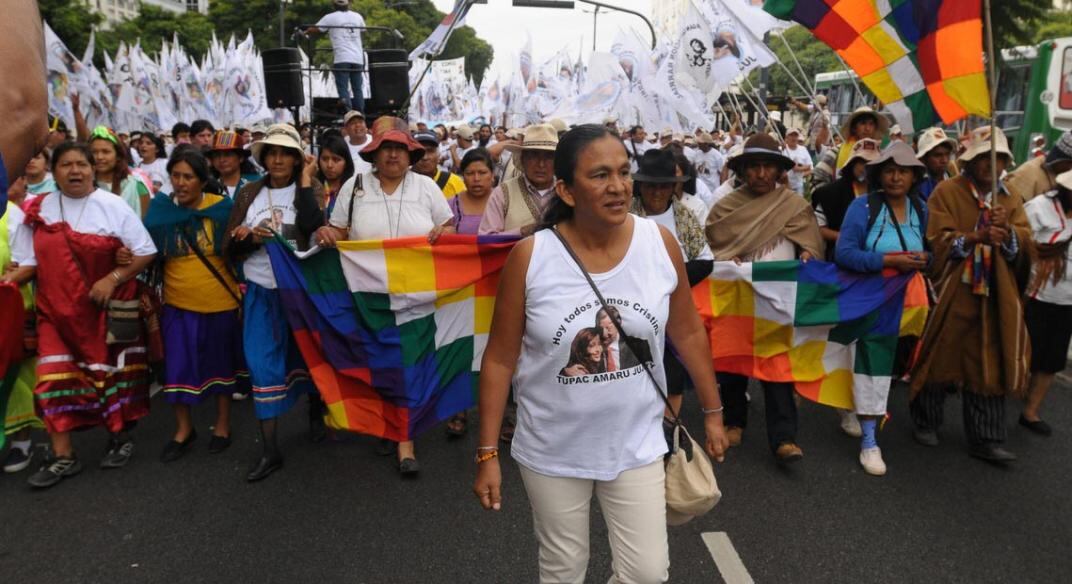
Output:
[366,49,409,117]
[262,48,304,109]
[312,97,347,127]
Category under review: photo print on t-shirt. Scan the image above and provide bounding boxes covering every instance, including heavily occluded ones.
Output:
[554,300,655,385]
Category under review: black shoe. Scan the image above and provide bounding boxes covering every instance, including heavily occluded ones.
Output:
[246,455,283,482]
[160,431,197,463]
[969,442,1017,464]
[101,438,135,469]
[913,428,939,447]
[27,456,82,489]
[376,438,396,456]
[3,446,33,473]
[1019,415,1053,437]
[208,435,232,454]
[398,457,420,476]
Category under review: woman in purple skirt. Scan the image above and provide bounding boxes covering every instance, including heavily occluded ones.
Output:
[144,148,247,462]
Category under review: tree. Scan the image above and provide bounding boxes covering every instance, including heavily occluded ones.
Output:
[1034,9,1072,45]
[992,0,1048,50]
[38,0,104,57]
[96,5,216,62]
[759,26,840,99]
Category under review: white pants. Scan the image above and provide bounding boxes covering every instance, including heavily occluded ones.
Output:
[519,460,669,584]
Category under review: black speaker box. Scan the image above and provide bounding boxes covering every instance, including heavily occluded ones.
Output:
[366,49,409,117]
[262,48,305,109]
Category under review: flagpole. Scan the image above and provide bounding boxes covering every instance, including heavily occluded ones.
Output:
[983,0,999,193]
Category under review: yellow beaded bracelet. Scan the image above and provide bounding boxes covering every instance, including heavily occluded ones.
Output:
[475,449,499,464]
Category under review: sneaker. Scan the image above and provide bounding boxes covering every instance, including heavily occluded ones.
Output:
[838,409,862,438]
[100,439,135,469]
[913,428,940,447]
[774,442,804,463]
[3,447,33,473]
[232,391,249,401]
[859,447,887,476]
[27,456,82,489]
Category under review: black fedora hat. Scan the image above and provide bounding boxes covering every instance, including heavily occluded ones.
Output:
[633,149,688,184]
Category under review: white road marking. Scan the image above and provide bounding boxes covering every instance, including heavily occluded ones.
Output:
[702,532,754,584]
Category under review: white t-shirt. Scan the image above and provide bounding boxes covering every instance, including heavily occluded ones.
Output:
[782,145,813,194]
[316,10,367,64]
[512,218,674,480]
[330,171,453,240]
[346,134,373,174]
[5,203,36,267]
[36,190,157,256]
[1025,192,1072,305]
[679,193,708,227]
[139,158,169,192]
[694,148,725,192]
[241,184,299,289]
[647,206,714,261]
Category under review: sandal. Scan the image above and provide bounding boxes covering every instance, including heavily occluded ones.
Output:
[445,412,468,438]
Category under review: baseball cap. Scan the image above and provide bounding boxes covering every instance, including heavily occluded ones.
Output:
[413,130,439,146]
[456,126,475,141]
[343,110,365,124]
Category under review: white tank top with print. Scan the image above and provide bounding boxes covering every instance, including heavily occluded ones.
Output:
[511,217,677,480]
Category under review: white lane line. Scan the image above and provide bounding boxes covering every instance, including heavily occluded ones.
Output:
[702,532,754,584]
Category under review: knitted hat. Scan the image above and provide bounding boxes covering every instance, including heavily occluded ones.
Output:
[1045,132,1072,165]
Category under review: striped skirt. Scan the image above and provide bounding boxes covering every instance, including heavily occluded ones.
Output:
[161,305,249,405]
[1,359,44,449]
[244,282,314,420]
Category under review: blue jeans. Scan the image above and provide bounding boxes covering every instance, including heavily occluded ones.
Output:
[333,62,365,112]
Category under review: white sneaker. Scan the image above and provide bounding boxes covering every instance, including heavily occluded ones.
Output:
[232,391,249,401]
[859,447,887,476]
[838,409,862,437]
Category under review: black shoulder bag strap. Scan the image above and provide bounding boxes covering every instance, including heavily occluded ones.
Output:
[881,197,911,252]
[346,174,364,230]
[178,225,243,307]
[435,170,451,190]
[549,227,682,427]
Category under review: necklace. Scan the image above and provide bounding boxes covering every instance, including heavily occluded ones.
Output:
[379,173,407,238]
[58,192,89,231]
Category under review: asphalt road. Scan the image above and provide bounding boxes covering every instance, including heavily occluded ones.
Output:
[1,376,1070,584]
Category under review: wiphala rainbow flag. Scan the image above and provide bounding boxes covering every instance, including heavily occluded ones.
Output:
[266,236,515,442]
[763,0,989,133]
[693,260,929,410]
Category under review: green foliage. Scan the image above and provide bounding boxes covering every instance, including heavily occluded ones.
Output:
[96,6,216,62]
[207,0,493,82]
[38,0,104,57]
[1034,9,1072,45]
[753,26,840,98]
[992,0,1048,49]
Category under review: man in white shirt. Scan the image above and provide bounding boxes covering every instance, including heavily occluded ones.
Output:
[342,110,373,174]
[306,0,367,112]
[693,132,725,193]
[781,128,813,195]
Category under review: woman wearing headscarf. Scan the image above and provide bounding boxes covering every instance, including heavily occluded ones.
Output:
[835,141,930,476]
[224,124,324,482]
[23,142,157,489]
[145,149,246,462]
[631,149,714,415]
[207,130,261,199]
[909,127,1033,464]
[315,116,454,476]
[1019,169,1072,436]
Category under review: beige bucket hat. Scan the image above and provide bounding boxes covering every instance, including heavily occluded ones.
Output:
[958,126,1013,163]
[250,124,303,160]
[916,127,958,159]
[841,106,890,138]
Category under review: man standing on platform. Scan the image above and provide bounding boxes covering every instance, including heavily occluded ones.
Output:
[306,0,367,112]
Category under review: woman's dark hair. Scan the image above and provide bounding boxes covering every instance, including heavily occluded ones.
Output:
[258,144,303,185]
[319,128,344,141]
[460,147,494,174]
[316,135,355,186]
[564,327,604,375]
[671,150,698,196]
[141,133,167,160]
[166,148,211,185]
[539,124,618,230]
[190,119,215,136]
[89,135,132,196]
[171,122,191,137]
[51,142,94,173]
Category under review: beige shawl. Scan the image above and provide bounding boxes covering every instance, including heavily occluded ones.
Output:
[705,185,825,260]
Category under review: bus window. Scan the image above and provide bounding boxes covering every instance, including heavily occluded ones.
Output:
[1061,47,1072,110]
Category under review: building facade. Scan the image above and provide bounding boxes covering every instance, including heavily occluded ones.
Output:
[87,0,208,27]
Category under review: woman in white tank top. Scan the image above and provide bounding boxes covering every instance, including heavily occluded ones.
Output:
[473,125,729,583]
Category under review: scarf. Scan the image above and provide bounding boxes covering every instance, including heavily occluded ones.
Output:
[706,185,824,261]
[144,192,233,259]
[631,198,706,261]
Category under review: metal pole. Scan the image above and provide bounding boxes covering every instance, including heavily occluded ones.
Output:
[279,0,286,47]
[983,0,999,195]
[575,0,656,50]
[592,6,599,52]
